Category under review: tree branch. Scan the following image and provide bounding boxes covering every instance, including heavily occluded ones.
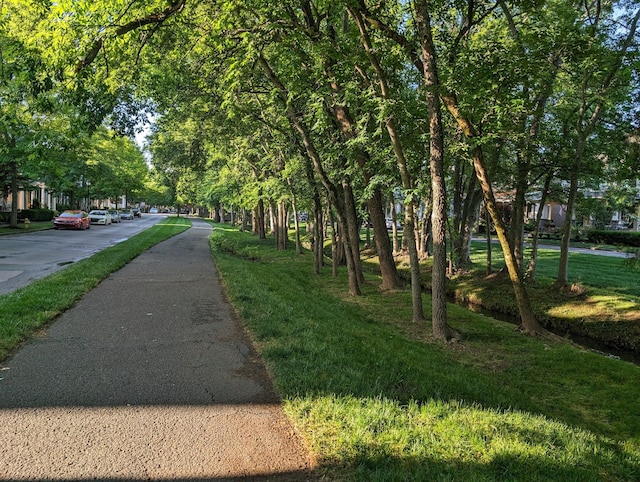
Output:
[75,0,187,73]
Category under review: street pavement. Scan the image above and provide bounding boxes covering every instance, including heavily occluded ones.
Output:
[0,215,163,296]
[0,218,313,481]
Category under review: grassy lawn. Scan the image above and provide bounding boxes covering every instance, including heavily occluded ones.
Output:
[444,241,640,355]
[0,216,190,360]
[208,224,639,481]
[0,220,54,235]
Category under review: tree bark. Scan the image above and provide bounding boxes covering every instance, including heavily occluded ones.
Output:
[526,170,553,283]
[471,145,542,334]
[10,161,19,228]
[349,7,422,320]
[259,55,361,295]
[415,0,460,340]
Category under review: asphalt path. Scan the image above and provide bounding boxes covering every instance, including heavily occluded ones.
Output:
[472,237,633,258]
[0,218,313,480]
[0,215,164,295]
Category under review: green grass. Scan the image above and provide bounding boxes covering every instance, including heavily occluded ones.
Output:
[0,220,54,235]
[0,216,190,360]
[469,241,640,298]
[208,224,640,481]
[452,241,640,354]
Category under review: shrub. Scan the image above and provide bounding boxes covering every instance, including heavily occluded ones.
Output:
[17,208,55,222]
[586,229,640,247]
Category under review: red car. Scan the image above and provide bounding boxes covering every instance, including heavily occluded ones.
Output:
[53,210,91,230]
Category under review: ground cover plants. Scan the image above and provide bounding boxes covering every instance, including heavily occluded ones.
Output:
[209,224,640,481]
[0,216,190,360]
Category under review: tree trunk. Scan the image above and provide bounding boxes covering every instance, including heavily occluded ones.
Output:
[471,146,543,334]
[369,187,402,289]
[10,161,19,228]
[415,0,459,339]
[259,56,361,295]
[240,207,248,232]
[485,207,492,275]
[418,197,432,260]
[350,7,422,319]
[343,179,365,286]
[313,196,324,273]
[390,195,400,254]
[526,171,553,283]
[256,198,266,239]
[511,156,529,273]
[276,200,287,250]
[451,164,482,271]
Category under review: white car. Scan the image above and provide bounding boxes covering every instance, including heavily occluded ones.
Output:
[88,209,112,225]
[149,207,159,214]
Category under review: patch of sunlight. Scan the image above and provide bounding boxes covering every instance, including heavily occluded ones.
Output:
[548,295,639,320]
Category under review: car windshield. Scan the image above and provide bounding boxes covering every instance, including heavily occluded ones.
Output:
[91,210,106,215]
[60,212,81,218]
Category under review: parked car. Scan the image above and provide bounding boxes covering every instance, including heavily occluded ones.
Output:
[385,217,402,230]
[88,209,112,225]
[53,210,90,230]
[119,209,134,220]
[149,207,159,214]
[131,208,141,217]
[109,210,121,223]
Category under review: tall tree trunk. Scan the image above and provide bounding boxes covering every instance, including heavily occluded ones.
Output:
[451,164,482,271]
[390,195,400,254]
[350,7,422,320]
[511,156,528,273]
[259,56,361,295]
[418,196,432,260]
[290,187,303,255]
[276,201,287,250]
[10,161,19,228]
[313,198,324,273]
[469,145,542,334]
[415,0,459,340]
[343,179,365,286]
[526,170,553,283]
[241,207,249,232]
[256,198,266,239]
[369,187,401,289]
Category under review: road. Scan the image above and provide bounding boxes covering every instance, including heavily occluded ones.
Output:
[0,215,165,295]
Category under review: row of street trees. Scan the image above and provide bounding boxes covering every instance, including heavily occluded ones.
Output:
[3,1,640,340]
[0,5,151,224]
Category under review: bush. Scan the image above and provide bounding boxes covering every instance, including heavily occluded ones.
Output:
[17,209,55,222]
[586,229,640,247]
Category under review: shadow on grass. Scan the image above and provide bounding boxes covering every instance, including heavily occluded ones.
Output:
[209,226,640,481]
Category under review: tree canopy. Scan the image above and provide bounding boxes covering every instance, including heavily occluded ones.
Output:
[3,0,640,337]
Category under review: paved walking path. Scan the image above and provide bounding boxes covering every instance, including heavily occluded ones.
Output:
[0,219,313,481]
